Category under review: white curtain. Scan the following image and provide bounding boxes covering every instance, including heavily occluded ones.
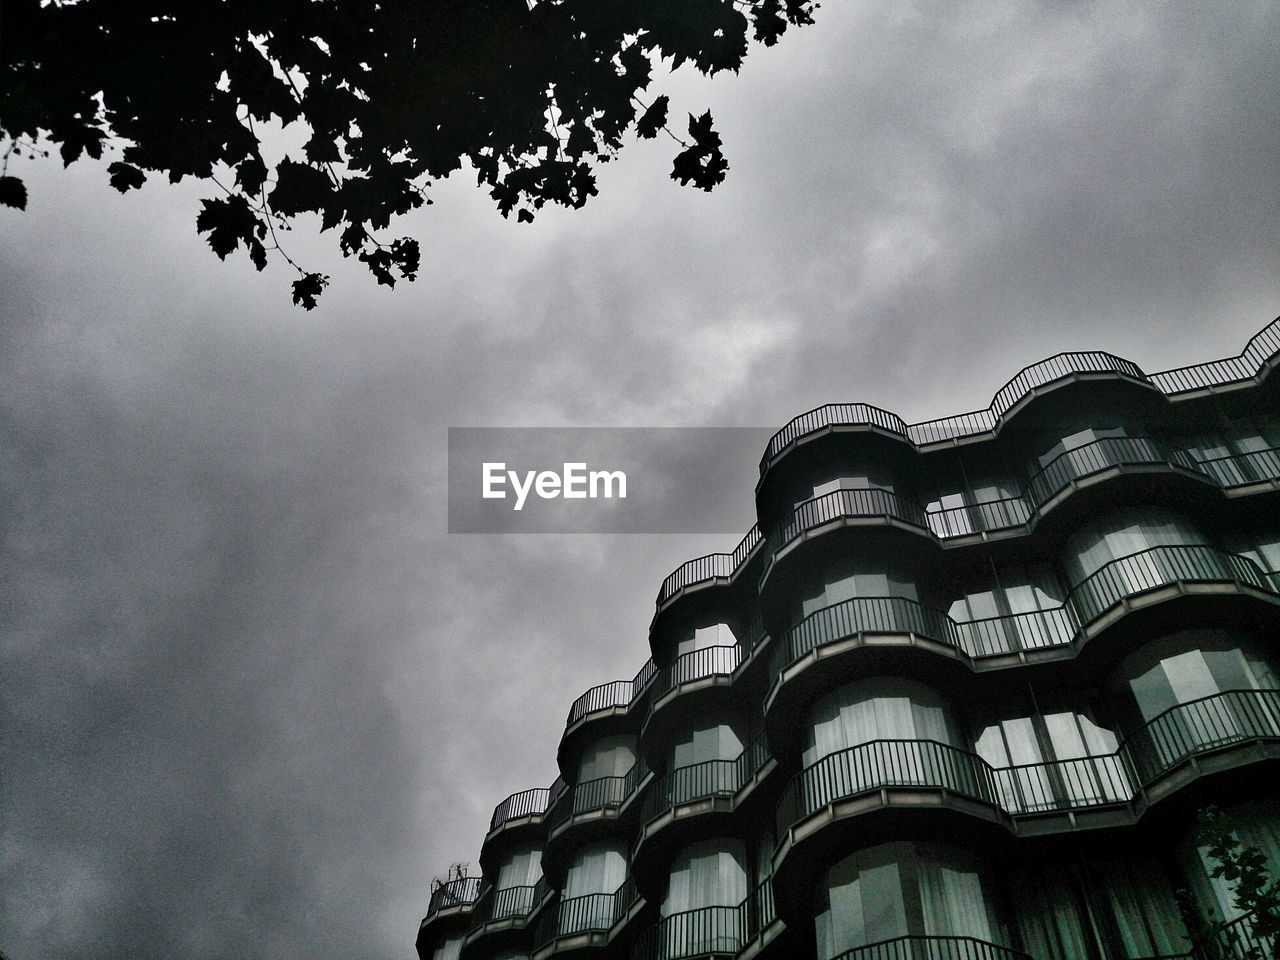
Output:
[431,938,463,960]
[1097,857,1190,957]
[815,848,908,960]
[497,846,542,889]
[678,622,738,657]
[672,724,742,769]
[803,680,953,768]
[564,841,627,898]
[662,839,747,915]
[577,734,636,781]
[919,862,993,942]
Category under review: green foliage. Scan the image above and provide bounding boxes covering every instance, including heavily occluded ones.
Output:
[1195,806,1280,960]
[1,0,818,308]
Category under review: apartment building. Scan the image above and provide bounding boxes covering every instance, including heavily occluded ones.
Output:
[417,318,1280,960]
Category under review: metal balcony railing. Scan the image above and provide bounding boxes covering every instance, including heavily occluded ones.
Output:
[1187,910,1273,960]
[566,658,659,727]
[1196,445,1280,488]
[534,878,637,946]
[639,734,771,827]
[1066,544,1270,624]
[832,935,1032,960]
[425,876,482,917]
[489,784,557,832]
[924,495,1032,539]
[759,317,1280,463]
[771,488,930,552]
[631,877,775,960]
[774,689,1280,839]
[1024,436,1207,507]
[657,527,762,606]
[651,645,744,701]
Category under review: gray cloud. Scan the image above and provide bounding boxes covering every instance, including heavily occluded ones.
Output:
[2,3,1279,959]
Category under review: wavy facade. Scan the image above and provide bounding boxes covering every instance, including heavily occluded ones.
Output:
[417,318,1280,960]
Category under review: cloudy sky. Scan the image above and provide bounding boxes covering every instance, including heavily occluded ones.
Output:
[2,4,1279,958]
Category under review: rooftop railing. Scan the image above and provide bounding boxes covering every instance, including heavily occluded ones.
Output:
[425,876,482,917]
[774,689,1280,841]
[761,317,1280,466]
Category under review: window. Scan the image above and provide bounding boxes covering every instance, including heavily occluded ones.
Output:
[802,680,968,804]
[494,846,542,917]
[795,556,918,622]
[430,938,463,960]
[814,842,1003,960]
[577,734,635,782]
[676,622,738,657]
[1117,631,1280,774]
[948,563,1070,655]
[562,841,627,933]
[660,839,748,957]
[1064,508,1209,621]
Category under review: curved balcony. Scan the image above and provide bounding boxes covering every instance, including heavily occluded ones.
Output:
[774,689,1280,847]
[1024,435,1210,507]
[1067,544,1272,625]
[490,781,563,834]
[631,879,776,960]
[533,877,640,954]
[833,936,1031,960]
[547,763,648,842]
[769,487,930,557]
[650,645,744,703]
[465,879,549,950]
[566,660,657,732]
[1198,445,1280,489]
[637,737,773,846]
[423,876,483,922]
[656,527,762,608]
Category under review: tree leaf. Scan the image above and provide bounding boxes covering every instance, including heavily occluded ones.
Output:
[107,162,146,193]
[0,176,28,210]
[670,111,728,191]
[268,159,333,217]
[195,195,265,261]
[636,96,669,139]
[291,272,329,310]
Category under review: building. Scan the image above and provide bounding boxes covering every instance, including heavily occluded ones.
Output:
[417,318,1280,960]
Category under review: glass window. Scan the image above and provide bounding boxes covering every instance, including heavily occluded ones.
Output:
[672,724,742,770]
[814,842,1002,960]
[497,846,542,890]
[676,622,738,657]
[805,679,953,767]
[431,938,463,960]
[577,734,635,782]
[662,838,747,915]
[562,841,627,932]
[796,556,918,621]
